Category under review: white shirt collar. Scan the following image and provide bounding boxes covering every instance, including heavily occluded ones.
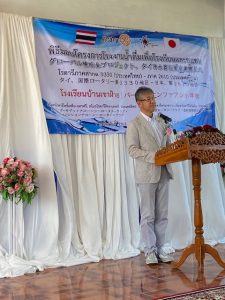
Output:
[140,111,157,122]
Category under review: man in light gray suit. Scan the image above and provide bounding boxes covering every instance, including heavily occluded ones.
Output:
[126,86,173,264]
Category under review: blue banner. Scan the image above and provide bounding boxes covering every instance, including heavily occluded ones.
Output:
[33,18,215,134]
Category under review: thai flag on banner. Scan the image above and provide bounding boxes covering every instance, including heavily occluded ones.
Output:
[75,30,97,45]
[164,37,180,49]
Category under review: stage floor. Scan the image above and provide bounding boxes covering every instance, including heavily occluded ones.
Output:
[1,245,225,299]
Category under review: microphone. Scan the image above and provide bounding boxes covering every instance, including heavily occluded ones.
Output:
[158,113,172,124]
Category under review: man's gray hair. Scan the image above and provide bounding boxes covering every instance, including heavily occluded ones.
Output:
[135,86,154,102]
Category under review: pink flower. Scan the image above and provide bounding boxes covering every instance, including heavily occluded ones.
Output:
[25,184,34,193]
[24,176,32,186]
[17,171,24,177]
[1,168,9,177]
[0,185,4,191]
[166,127,173,136]
[13,161,19,168]
[0,177,3,183]
[3,157,11,164]
[19,164,27,172]
[6,158,15,167]
[14,183,20,191]
[26,162,32,168]
[8,187,15,194]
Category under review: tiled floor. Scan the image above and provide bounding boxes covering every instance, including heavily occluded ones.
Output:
[0,246,225,299]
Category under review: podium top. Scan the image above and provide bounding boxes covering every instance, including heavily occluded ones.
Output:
[155,132,225,165]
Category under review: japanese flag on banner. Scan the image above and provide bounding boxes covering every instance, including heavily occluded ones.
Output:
[164,37,180,50]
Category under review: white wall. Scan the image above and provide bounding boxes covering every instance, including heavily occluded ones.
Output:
[0,0,224,37]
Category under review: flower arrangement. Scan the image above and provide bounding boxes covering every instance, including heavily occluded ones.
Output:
[168,124,225,176]
[166,124,223,141]
[181,124,222,139]
[0,157,38,204]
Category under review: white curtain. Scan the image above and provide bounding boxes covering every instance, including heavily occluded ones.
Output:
[50,134,140,263]
[165,37,225,249]
[0,12,61,276]
[1,12,225,278]
[209,38,225,131]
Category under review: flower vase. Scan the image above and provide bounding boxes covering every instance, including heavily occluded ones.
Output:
[8,198,24,257]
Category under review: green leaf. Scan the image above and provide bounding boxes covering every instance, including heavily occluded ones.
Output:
[2,190,9,200]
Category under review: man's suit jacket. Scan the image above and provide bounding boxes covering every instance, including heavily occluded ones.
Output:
[126,113,173,184]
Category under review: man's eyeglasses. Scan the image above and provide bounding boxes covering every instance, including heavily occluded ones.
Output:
[138,96,156,103]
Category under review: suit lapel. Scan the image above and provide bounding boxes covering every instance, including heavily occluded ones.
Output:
[137,114,160,146]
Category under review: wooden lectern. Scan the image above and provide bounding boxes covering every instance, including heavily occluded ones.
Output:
[155,131,225,269]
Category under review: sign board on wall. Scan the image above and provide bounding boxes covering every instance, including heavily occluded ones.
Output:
[33,19,215,134]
